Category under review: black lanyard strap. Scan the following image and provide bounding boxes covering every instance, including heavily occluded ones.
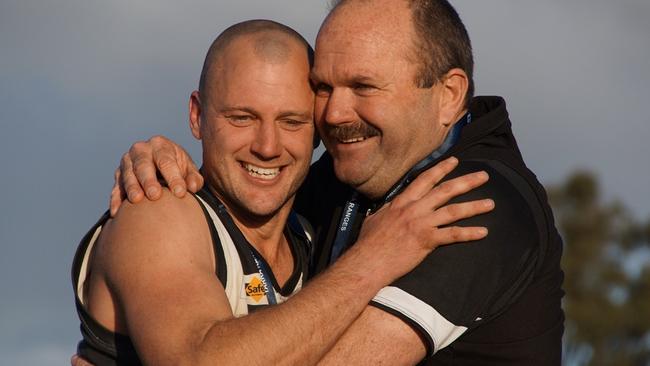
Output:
[250,250,278,305]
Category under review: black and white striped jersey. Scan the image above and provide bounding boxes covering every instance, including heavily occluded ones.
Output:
[72,187,312,365]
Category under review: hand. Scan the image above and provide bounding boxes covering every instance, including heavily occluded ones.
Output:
[70,355,94,366]
[353,157,494,283]
[110,135,203,216]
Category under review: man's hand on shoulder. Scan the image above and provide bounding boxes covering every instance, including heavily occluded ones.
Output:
[315,158,496,365]
[110,135,203,217]
[348,157,494,285]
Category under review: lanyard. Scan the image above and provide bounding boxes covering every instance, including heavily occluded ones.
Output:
[250,249,278,305]
[329,191,364,263]
[215,200,278,305]
[329,112,471,263]
[378,112,471,210]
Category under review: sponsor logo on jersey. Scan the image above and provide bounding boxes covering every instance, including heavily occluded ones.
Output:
[245,275,266,303]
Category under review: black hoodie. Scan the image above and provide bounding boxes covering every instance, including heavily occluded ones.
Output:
[295,96,564,365]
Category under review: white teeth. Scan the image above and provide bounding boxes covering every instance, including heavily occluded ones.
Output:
[244,163,280,180]
[340,137,366,143]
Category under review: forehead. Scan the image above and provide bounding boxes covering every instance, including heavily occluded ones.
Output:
[208,37,313,108]
[216,35,309,85]
[313,1,416,79]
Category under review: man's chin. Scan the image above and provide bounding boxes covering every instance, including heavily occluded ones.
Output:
[333,162,372,189]
[235,195,292,220]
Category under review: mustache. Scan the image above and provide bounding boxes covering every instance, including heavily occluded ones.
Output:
[327,121,381,140]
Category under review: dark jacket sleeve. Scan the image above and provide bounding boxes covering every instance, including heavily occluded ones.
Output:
[370,160,541,354]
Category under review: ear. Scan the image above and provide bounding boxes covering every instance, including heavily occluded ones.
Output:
[189,90,202,140]
[437,68,469,128]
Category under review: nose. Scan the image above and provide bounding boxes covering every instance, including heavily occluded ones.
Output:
[251,121,282,159]
[321,88,356,126]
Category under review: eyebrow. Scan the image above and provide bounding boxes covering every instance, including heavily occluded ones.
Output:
[277,111,313,120]
[220,106,258,115]
[221,107,312,120]
[309,70,380,85]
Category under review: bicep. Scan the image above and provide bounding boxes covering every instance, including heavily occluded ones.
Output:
[97,194,234,365]
[318,306,426,366]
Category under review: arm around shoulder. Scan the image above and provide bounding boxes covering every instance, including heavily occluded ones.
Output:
[348,161,543,357]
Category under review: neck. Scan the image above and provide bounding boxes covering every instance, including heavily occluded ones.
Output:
[235,207,292,265]
[208,185,293,267]
[364,111,471,206]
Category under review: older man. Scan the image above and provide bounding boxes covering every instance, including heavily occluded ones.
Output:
[72,19,492,366]
[110,0,564,364]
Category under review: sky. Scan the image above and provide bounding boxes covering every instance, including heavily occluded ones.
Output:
[1,0,649,364]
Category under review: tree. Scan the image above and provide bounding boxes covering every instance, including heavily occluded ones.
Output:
[548,171,650,365]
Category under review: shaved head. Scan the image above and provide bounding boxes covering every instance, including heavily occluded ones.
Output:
[198,20,314,103]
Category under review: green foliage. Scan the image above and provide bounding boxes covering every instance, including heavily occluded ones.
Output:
[548,171,650,366]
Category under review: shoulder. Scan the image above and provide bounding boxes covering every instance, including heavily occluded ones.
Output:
[113,188,204,227]
[108,188,207,241]
[443,159,541,247]
[93,189,213,283]
[392,158,544,320]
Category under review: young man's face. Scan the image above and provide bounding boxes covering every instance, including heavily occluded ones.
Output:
[311,0,449,199]
[192,35,315,219]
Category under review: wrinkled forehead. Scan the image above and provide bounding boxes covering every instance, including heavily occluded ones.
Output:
[315,0,415,62]
[313,4,417,82]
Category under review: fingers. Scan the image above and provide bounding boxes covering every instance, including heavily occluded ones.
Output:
[120,149,149,202]
[150,135,202,197]
[431,226,489,246]
[396,157,459,202]
[153,144,187,198]
[416,170,490,214]
[431,199,495,227]
[71,355,95,366]
[185,158,204,193]
[423,199,494,248]
[110,135,196,216]
[128,141,163,201]
[110,168,125,217]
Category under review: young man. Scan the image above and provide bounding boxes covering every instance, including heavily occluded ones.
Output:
[72,19,492,365]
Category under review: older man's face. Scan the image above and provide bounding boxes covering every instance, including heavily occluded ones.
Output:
[311,0,449,199]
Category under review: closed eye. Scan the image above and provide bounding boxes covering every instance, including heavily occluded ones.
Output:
[353,82,374,90]
[226,114,255,125]
[352,82,380,95]
[313,82,333,97]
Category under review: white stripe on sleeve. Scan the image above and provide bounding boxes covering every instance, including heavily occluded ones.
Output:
[372,286,467,354]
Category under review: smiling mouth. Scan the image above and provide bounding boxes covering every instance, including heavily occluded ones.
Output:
[339,136,368,144]
[242,163,281,180]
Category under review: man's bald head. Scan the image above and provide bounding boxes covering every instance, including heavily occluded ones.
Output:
[198,20,314,103]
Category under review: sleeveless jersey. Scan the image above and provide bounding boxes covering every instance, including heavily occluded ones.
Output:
[71,187,312,365]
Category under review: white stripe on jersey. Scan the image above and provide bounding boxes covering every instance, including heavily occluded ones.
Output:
[373,286,467,354]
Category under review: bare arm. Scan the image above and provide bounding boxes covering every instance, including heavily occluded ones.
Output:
[95,159,492,366]
[318,307,427,366]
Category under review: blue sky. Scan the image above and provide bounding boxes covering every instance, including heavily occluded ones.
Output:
[1,0,649,364]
